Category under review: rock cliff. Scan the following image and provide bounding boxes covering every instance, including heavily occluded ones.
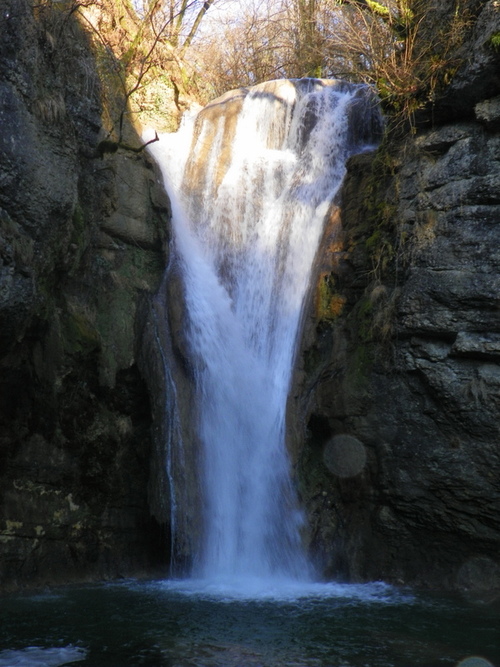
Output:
[0,0,170,591]
[293,0,500,594]
[1,0,499,596]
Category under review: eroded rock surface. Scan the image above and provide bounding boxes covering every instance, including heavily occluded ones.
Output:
[294,70,500,592]
[293,1,500,592]
[0,0,170,591]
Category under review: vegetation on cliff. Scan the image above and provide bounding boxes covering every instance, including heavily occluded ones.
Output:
[191,0,483,129]
[30,0,487,134]
[1,0,499,592]
[290,0,500,590]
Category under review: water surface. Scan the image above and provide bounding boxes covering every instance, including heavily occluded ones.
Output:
[1,579,498,666]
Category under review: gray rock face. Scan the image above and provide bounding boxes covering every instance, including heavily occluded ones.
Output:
[430,0,500,122]
[293,95,500,592]
[0,0,170,591]
[476,95,500,131]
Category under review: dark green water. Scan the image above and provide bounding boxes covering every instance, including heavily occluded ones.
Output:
[0,579,498,667]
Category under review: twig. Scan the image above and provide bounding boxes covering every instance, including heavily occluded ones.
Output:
[95,131,159,159]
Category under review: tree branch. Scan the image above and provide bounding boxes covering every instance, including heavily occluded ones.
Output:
[95,131,160,158]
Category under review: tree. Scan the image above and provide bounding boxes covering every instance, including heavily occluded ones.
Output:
[191,0,293,96]
[133,0,217,52]
[321,0,473,122]
[192,0,474,126]
[58,0,224,139]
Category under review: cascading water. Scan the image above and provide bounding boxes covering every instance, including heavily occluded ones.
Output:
[3,80,499,667]
[147,78,382,587]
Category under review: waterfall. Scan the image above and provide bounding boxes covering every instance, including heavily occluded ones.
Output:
[147,79,382,585]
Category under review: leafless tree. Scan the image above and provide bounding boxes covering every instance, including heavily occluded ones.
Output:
[192,0,473,124]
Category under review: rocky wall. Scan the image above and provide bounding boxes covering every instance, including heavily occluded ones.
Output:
[0,0,171,592]
[293,0,500,595]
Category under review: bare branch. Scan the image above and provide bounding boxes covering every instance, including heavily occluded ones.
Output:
[95,131,159,159]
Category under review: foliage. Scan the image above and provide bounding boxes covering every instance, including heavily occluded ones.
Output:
[489,32,500,51]
[315,273,346,321]
[32,0,221,140]
[187,0,292,97]
[332,0,473,125]
[192,0,475,126]
[31,0,481,135]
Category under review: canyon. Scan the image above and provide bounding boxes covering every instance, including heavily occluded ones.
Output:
[0,0,499,596]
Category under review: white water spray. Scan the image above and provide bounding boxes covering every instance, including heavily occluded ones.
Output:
[147,79,381,585]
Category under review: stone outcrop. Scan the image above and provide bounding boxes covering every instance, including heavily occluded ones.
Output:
[293,0,500,594]
[431,0,500,123]
[0,0,170,591]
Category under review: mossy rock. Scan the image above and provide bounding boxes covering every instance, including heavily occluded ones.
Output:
[62,307,100,356]
[488,32,500,51]
[315,272,346,323]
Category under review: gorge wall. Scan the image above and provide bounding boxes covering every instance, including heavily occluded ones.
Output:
[293,0,500,594]
[1,0,499,595]
[0,0,171,591]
